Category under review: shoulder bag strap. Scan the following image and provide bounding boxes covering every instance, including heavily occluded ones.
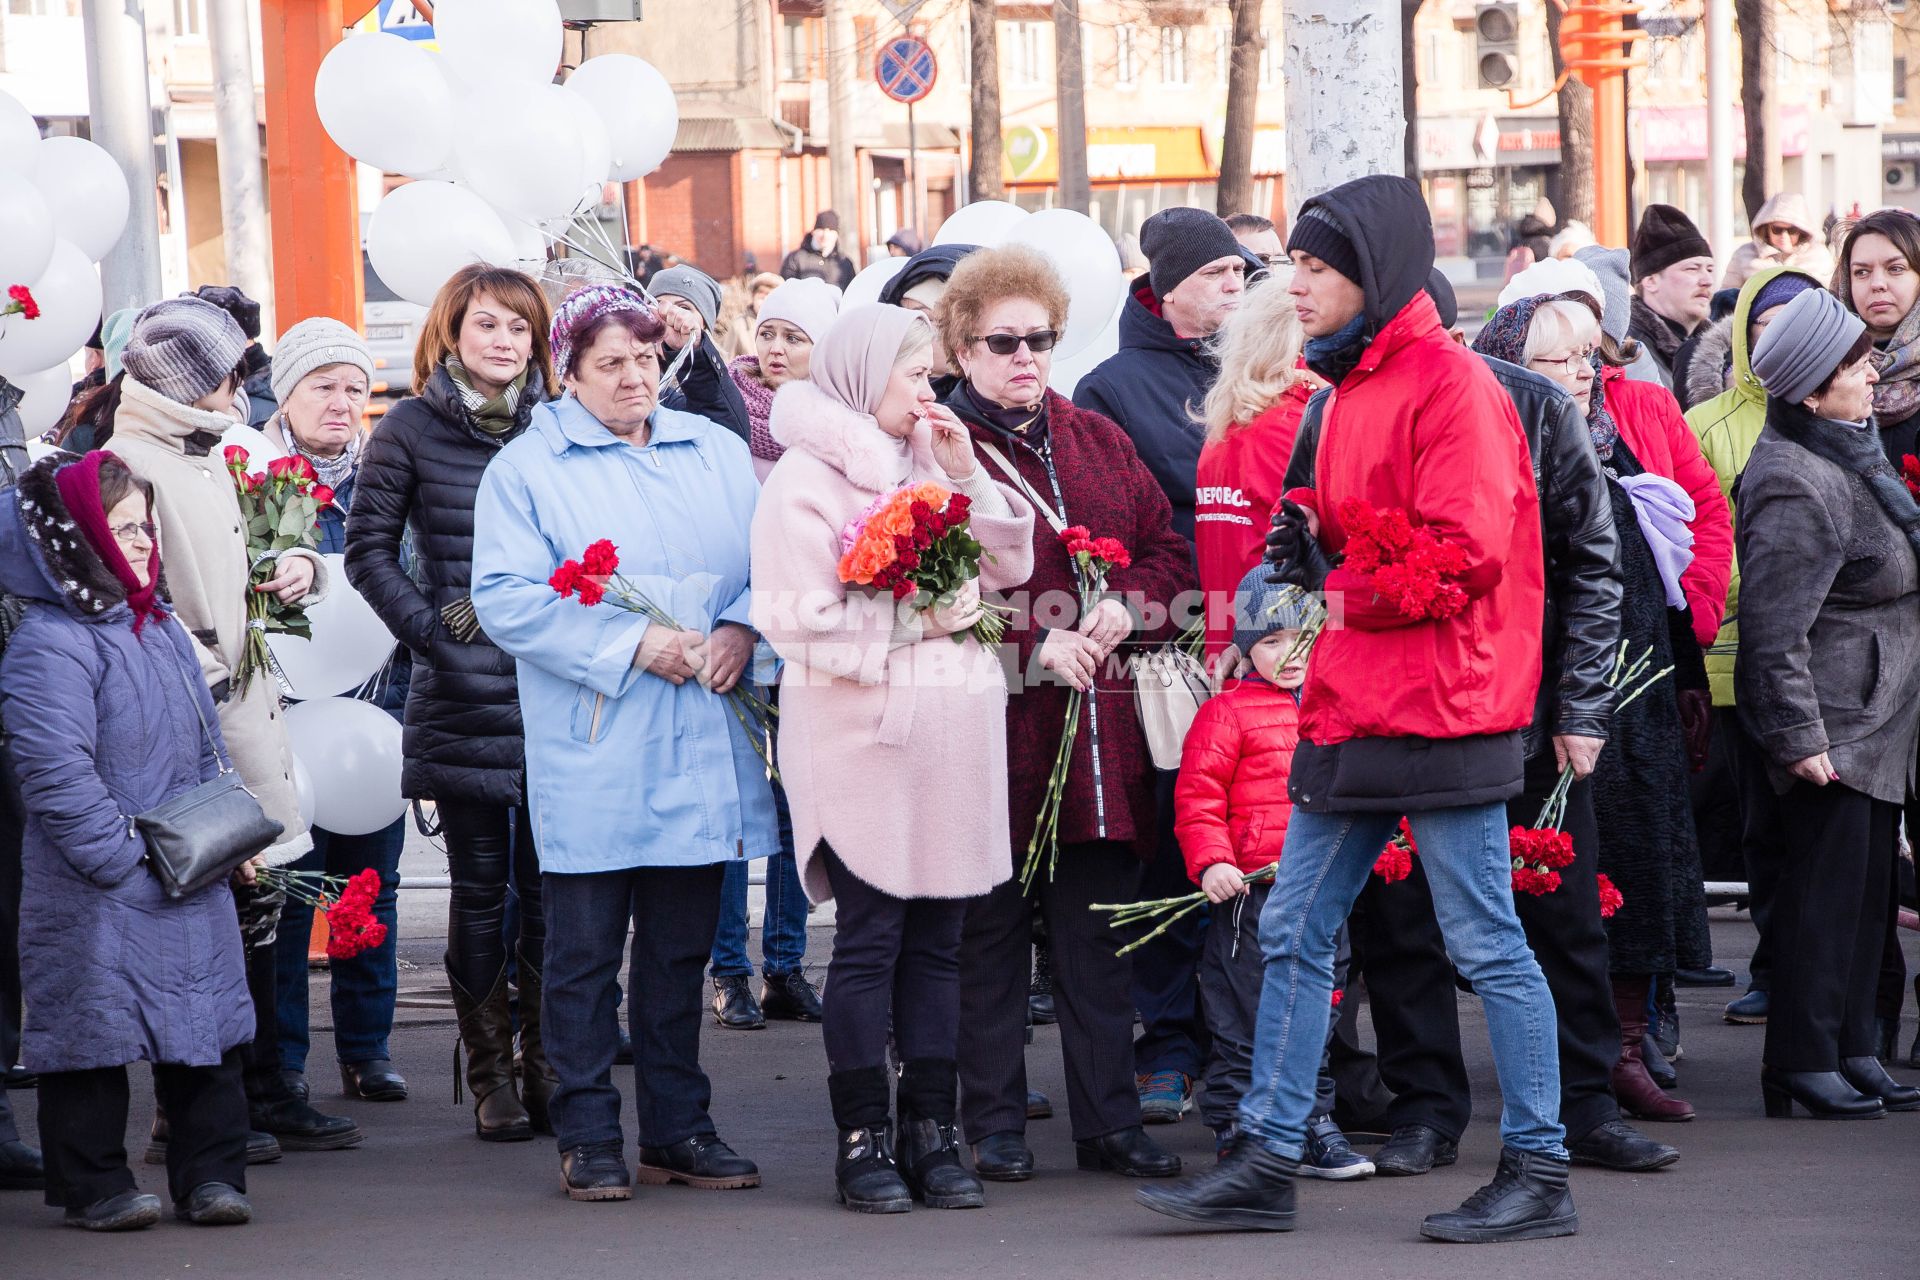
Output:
[976,439,1067,534]
[161,624,234,776]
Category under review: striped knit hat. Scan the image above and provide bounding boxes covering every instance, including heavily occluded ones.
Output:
[122,297,248,406]
[549,284,658,379]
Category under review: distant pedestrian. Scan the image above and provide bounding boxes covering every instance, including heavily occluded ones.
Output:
[781,211,856,290]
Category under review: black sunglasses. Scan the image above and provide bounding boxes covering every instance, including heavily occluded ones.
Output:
[972,329,1059,356]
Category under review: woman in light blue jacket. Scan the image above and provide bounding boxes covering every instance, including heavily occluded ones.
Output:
[472,285,777,1203]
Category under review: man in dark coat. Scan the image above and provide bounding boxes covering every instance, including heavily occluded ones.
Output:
[780,211,856,290]
[1628,205,1716,386]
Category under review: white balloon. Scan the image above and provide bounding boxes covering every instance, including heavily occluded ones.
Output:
[451,84,587,222]
[29,137,129,263]
[933,200,1028,248]
[283,698,406,837]
[0,240,101,379]
[9,363,71,438]
[496,209,550,273]
[293,753,316,830]
[0,182,54,286]
[565,54,679,182]
[434,0,562,88]
[1048,313,1119,398]
[1007,208,1126,361]
[556,87,613,192]
[843,257,908,310]
[366,181,517,307]
[314,32,456,177]
[269,553,398,700]
[0,89,38,178]
[216,421,286,471]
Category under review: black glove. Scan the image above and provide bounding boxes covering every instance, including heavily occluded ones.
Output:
[209,678,232,705]
[1676,688,1713,774]
[1264,500,1332,589]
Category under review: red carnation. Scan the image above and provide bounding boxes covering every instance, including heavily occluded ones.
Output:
[1905,455,1920,501]
[1090,537,1131,569]
[582,539,620,577]
[1331,989,1345,1009]
[5,284,38,320]
[549,560,585,598]
[577,576,606,607]
[1597,873,1624,919]
[1059,524,1091,545]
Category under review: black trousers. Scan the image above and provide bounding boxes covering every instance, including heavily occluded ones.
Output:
[38,1048,248,1210]
[440,802,543,999]
[1726,713,1788,991]
[959,841,1143,1142]
[1357,756,1621,1143]
[1765,781,1898,1072]
[1130,771,1209,1080]
[820,844,966,1074]
[233,881,290,1108]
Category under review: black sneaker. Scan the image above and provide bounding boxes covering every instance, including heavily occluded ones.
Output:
[561,1141,633,1202]
[760,970,823,1022]
[1373,1123,1458,1176]
[65,1191,162,1232]
[635,1134,761,1189]
[1136,1139,1298,1232]
[1298,1116,1373,1180]
[1419,1146,1579,1243]
[711,975,765,1030]
[174,1182,252,1225]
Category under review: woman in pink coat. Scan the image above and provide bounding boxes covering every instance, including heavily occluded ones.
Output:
[750,304,1034,1214]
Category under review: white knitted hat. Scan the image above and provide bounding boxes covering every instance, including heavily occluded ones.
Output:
[271,317,375,405]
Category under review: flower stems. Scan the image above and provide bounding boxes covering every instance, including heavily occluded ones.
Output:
[1019,687,1082,891]
[1091,863,1278,956]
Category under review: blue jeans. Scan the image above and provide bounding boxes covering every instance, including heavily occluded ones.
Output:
[1239,802,1566,1160]
[273,818,406,1072]
[709,782,807,978]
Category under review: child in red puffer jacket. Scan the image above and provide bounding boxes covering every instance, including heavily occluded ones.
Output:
[1175,568,1372,1177]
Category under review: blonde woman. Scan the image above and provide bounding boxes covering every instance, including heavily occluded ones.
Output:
[1193,275,1313,665]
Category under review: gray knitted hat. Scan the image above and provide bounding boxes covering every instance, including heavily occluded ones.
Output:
[1232,565,1321,660]
[1574,245,1634,342]
[271,317,375,405]
[122,297,249,406]
[1141,207,1242,301]
[1750,288,1865,405]
[650,265,723,330]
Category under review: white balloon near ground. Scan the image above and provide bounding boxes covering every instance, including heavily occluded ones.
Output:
[9,363,72,438]
[314,32,456,178]
[933,200,1028,248]
[283,698,407,837]
[268,553,397,700]
[451,83,588,223]
[1048,314,1119,398]
[0,89,39,177]
[29,137,129,263]
[0,182,54,287]
[1007,209,1125,361]
[565,54,679,182]
[216,420,286,468]
[366,181,517,307]
[842,257,908,310]
[293,754,316,830]
[0,240,101,379]
[556,87,613,192]
[434,0,563,89]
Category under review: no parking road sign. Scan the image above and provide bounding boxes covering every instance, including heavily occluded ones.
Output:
[875,35,937,104]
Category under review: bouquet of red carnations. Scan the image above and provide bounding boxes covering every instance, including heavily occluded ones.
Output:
[549,539,777,776]
[1338,499,1471,621]
[836,481,1011,646]
[256,866,386,960]
[1373,818,1418,883]
[1021,527,1132,890]
[224,446,330,696]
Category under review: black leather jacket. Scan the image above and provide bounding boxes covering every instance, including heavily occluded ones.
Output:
[1283,354,1622,758]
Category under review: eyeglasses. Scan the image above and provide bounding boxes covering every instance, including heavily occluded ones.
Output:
[971,330,1059,356]
[110,521,157,544]
[1528,346,1595,376]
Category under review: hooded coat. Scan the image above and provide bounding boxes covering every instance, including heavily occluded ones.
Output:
[1072,279,1219,543]
[1720,194,1835,292]
[0,458,252,1073]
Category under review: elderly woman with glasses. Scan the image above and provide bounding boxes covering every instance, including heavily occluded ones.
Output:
[1473,286,1732,1128]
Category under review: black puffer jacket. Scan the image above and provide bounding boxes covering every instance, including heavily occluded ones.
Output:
[1286,354,1622,760]
[345,364,547,806]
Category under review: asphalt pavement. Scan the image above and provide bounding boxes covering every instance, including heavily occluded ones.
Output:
[4,912,1915,1280]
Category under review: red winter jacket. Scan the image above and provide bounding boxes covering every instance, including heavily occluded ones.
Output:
[1175,677,1299,882]
[1602,366,1734,649]
[1194,383,1315,660]
[1292,291,1545,746]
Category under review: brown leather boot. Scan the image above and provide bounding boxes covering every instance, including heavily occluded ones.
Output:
[449,964,532,1142]
[516,946,558,1137]
[1611,975,1694,1122]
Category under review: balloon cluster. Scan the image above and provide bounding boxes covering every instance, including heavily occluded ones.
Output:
[317,0,679,306]
[0,91,130,433]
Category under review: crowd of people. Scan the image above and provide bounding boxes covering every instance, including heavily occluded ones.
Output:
[0,173,1916,1242]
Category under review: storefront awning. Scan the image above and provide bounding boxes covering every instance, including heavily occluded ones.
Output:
[1003,125,1216,185]
[1634,104,1810,162]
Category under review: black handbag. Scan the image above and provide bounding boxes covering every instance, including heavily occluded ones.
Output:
[135,649,285,901]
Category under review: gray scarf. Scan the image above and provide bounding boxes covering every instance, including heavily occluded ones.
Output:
[1767,398,1920,560]
[281,415,359,499]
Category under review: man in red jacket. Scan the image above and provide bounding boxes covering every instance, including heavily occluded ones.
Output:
[1138,175,1577,1243]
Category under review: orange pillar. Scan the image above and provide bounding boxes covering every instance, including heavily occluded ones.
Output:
[261,0,369,331]
[1591,70,1628,248]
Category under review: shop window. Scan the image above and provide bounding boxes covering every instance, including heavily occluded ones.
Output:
[1161,26,1190,86]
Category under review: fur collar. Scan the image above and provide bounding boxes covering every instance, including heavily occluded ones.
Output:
[114,376,243,455]
[767,379,936,493]
[1683,317,1734,412]
[13,454,130,619]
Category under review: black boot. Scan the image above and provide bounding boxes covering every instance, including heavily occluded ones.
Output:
[1567,1119,1679,1171]
[1135,1139,1298,1231]
[896,1059,984,1209]
[711,975,765,1030]
[828,1067,910,1213]
[759,970,823,1022]
[1838,1056,1920,1112]
[448,965,531,1142]
[1075,1124,1181,1177]
[1873,1018,1899,1066]
[1419,1146,1579,1242]
[1761,1066,1885,1119]
[1029,940,1057,1026]
[241,936,362,1150]
[1373,1123,1458,1176]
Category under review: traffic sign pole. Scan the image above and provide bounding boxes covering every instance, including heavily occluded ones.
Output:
[875,34,936,244]
[907,98,919,240]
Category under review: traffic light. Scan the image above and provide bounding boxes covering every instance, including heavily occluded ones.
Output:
[1476,2,1520,89]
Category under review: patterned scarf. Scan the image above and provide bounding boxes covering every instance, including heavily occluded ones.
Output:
[445,356,527,437]
[729,355,781,463]
[1473,295,1620,460]
[281,415,359,499]
[1870,296,1920,426]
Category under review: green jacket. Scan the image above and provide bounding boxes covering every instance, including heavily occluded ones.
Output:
[1683,264,1823,706]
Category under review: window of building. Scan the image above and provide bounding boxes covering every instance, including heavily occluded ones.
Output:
[1215,24,1231,83]
[853,15,878,69]
[1007,21,1045,88]
[1261,26,1279,86]
[1161,25,1190,86]
[1116,24,1138,87]
[959,20,970,85]
[1899,56,1911,103]
[782,15,821,82]
[173,0,206,36]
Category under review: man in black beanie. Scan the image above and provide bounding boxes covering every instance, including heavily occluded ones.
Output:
[1628,204,1716,384]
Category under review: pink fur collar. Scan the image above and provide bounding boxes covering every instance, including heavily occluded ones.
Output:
[768,379,937,493]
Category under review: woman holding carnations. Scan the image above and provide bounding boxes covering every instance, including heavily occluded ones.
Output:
[749,304,1035,1213]
[471,285,774,1202]
[346,265,555,1142]
[938,247,1196,1182]
[1474,287,1732,1124]
[258,319,409,1105]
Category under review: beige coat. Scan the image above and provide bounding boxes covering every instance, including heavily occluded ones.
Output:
[109,378,325,864]
[751,380,1035,902]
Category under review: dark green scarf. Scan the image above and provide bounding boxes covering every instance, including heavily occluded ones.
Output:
[446,357,527,437]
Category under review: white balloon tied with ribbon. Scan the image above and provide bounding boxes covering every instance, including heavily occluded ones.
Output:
[1007,208,1125,361]
[0,239,102,380]
[314,32,457,178]
[9,363,73,439]
[450,82,589,223]
[268,552,398,701]
[0,181,54,288]
[366,181,518,308]
[565,54,679,182]
[283,697,408,837]
[30,137,130,264]
[434,0,564,89]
